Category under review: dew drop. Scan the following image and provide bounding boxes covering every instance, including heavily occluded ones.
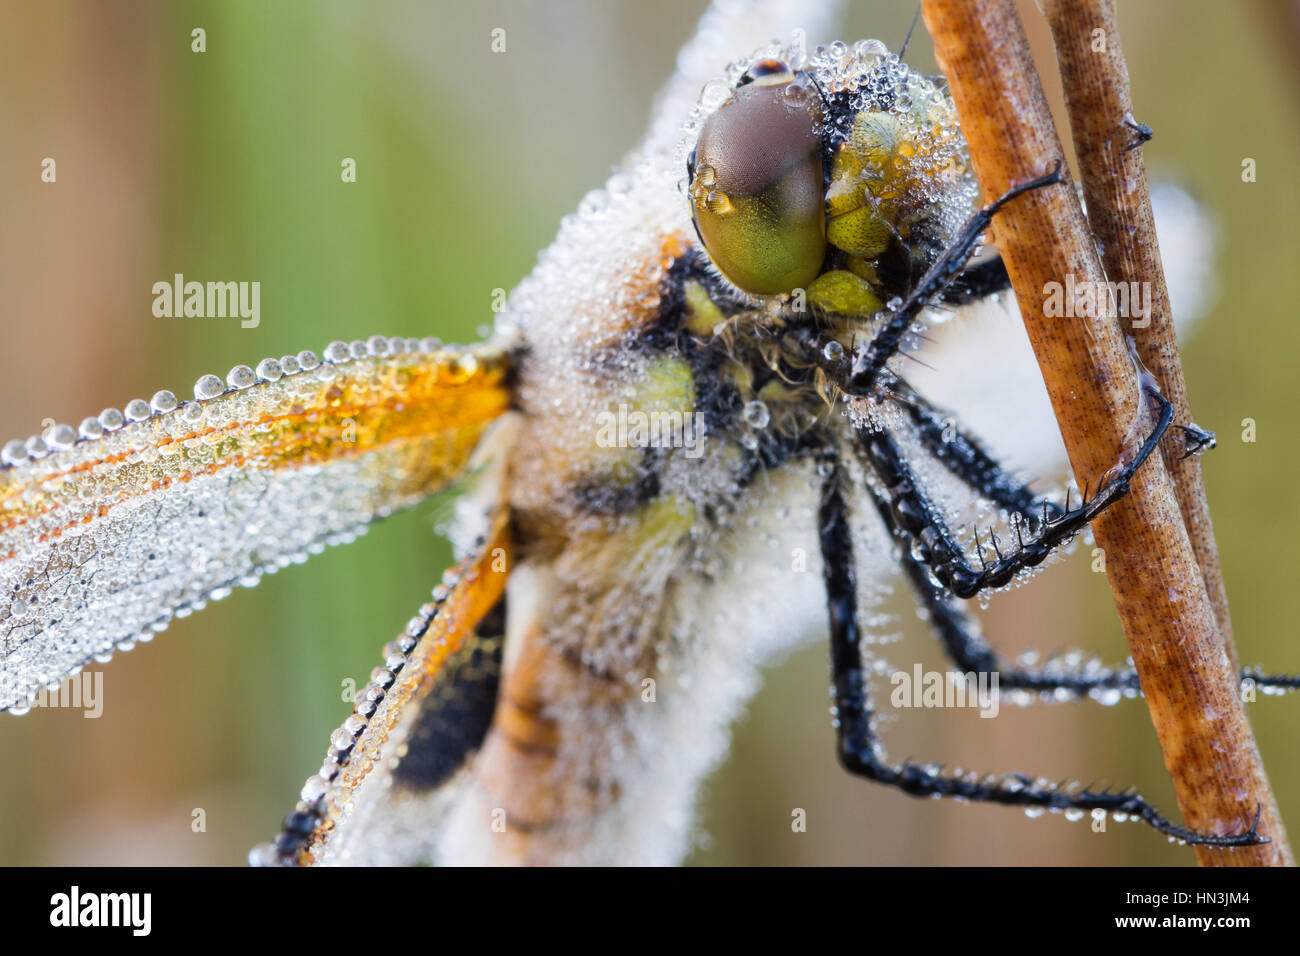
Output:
[255,358,283,382]
[1,440,28,465]
[700,81,731,112]
[248,844,279,867]
[194,375,224,400]
[1090,687,1122,707]
[343,714,367,735]
[47,424,76,450]
[92,408,122,434]
[783,82,809,106]
[150,390,178,414]
[227,365,256,389]
[448,352,479,381]
[300,775,329,803]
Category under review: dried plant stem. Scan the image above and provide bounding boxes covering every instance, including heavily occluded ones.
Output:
[1041,0,1238,675]
[921,0,1291,866]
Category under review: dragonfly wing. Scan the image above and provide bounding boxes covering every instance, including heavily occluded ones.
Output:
[0,339,509,712]
[254,511,510,867]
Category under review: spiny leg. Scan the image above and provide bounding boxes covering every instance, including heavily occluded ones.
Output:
[818,463,1266,847]
[880,383,1300,694]
[859,380,1173,600]
[938,255,1012,306]
[1174,422,1216,460]
[888,377,1063,529]
[848,163,1064,393]
[867,486,1139,699]
[891,377,1219,519]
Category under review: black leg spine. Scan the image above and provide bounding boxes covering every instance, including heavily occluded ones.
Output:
[819,460,1266,847]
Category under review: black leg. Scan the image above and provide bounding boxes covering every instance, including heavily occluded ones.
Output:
[939,255,1012,305]
[868,488,1140,698]
[1123,113,1154,151]
[818,463,1267,847]
[873,389,1300,695]
[895,376,1217,506]
[889,377,1063,530]
[848,163,1064,393]
[1174,423,1216,460]
[859,381,1173,600]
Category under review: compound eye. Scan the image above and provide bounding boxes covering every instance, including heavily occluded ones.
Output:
[688,63,826,296]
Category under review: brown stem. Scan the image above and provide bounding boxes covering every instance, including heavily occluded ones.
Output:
[1040,0,1238,676]
[921,0,1291,866]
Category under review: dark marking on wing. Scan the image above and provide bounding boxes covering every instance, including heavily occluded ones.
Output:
[392,597,506,792]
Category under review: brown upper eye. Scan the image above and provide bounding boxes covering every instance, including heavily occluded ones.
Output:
[688,62,827,297]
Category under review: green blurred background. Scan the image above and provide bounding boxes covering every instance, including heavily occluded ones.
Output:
[0,0,1296,865]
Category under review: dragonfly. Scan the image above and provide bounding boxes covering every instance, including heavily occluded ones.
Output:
[2,0,1295,866]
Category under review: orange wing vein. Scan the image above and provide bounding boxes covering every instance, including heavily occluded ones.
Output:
[252,510,510,866]
[0,338,509,712]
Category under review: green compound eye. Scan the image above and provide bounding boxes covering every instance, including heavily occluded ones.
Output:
[688,60,827,297]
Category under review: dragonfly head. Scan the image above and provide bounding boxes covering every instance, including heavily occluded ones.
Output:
[687,43,978,317]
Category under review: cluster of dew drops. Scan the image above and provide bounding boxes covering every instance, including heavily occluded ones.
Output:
[522,35,1197,851]
[735,38,971,211]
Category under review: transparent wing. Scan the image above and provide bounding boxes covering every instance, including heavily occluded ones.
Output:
[0,337,509,712]
[252,510,510,867]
